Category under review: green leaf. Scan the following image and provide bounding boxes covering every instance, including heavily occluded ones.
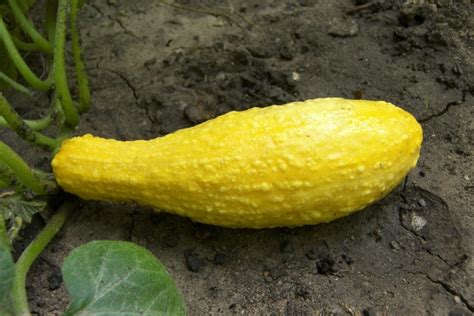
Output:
[0,218,14,315]
[0,192,47,242]
[0,192,47,224]
[0,247,14,314]
[62,241,186,316]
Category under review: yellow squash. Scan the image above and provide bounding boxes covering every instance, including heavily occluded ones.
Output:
[52,98,422,228]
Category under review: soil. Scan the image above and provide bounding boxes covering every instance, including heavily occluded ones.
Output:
[4,0,473,315]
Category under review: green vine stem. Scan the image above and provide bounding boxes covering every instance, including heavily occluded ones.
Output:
[11,36,39,51]
[21,0,38,12]
[0,72,34,97]
[7,0,52,53]
[70,0,90,113]
[32,169,58,194]
[0,91,59,131]
[15,0,28,13]
[0,141,45,195]
[0,93,59,151]
[54,0,79,127]
[0,159,23,191]
[0,113,53,131]
[0,17,51,91]
[11,199,76,316]
[56,108,74,146]
[45,0,58,44]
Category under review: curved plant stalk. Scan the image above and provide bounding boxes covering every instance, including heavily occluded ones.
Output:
[0,141,45,195]
[25,115,54,131]
[0,93,59,151]
[0,17,51,91]
[8,0,52,53]
[0,72,34,97]
[11,35,39,51]
[55,102,75,146]
[31,169,58,194]
[0,85,59,131]
[0,159,23,191]
[11,200,76,316]
[20,0,38,12]
[15,0,38,13]
[53,0,79,127]
[45,0,57,45]
[70,0,90,113]
[0,92,59,131]
[14,0,28,13]
[0,114,53,131]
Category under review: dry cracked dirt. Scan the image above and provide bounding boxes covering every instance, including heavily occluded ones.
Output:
[4,0,473,315]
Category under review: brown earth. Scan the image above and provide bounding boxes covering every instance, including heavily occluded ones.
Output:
[5,0,473,315]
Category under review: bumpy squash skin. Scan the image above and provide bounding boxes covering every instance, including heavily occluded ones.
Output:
[52,98,422,228]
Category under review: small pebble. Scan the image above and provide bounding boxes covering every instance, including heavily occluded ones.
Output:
[371,229,382,242]
[143,57,157,68]
[185,105,214,124]
[328,17,359,37]
[411,214,427,231]
[390,241,401,250]
[263,271,273,282]
[418,198,427,208]
[292,72,300,81]
[452,64,463,76]
[453,295,461,304]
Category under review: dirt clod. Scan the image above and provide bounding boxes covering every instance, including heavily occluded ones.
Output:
[305,249,317,260]
[362,307,378,316]
[328,17,359,37]
[316,254,337,275]
[185,251,206,273]
[212,252,226,265]
[47,271,63,291]
[279,240,293,253]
